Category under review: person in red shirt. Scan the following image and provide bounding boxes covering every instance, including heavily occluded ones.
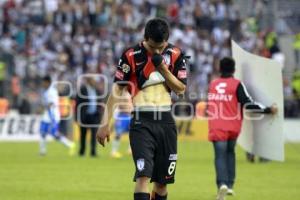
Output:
[207,57,277,200]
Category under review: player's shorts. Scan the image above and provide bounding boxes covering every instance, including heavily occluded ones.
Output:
[40,121,59,138]
[129,111,177,185]
[114,112,131,136]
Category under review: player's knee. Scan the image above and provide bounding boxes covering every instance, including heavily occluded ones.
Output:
[135,177,150,190]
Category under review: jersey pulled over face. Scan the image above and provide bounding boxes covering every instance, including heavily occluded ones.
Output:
[114,42,187,107]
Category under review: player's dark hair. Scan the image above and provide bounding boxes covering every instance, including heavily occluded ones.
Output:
[219,57,235,75]
[144,18,169,43]
[42,75,52,83]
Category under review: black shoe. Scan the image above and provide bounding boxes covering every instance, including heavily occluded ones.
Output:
[259,157,270,163]
[246,153,255,163]
[91,153,98,158]
[79,152,85,157]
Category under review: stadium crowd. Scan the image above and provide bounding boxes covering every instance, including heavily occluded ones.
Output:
[0,0,299,118]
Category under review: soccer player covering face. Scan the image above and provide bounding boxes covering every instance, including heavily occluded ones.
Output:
[96,18,187,200]
[207,57,278,200]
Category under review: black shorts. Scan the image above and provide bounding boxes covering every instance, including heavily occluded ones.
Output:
[129,111,177,185]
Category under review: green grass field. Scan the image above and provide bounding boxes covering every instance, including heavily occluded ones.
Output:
[0,141,300,200]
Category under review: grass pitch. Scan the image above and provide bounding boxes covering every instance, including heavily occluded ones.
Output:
[0,141,300,200]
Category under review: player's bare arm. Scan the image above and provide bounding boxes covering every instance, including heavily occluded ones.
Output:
[96,83,126,147]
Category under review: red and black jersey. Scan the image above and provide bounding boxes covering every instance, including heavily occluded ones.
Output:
[114,42,187,97]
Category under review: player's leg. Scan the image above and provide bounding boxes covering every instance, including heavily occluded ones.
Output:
[151,183,167,200]
[151,113,178,200]
[90,127,97,157]
[111,115,128,157]
[226,139,237,195]
[112,114,131,157]
[79,126,87,156]
[51,122,75,155]
[51,122,72,147]
[111,133,122,158]
[111,117,121,156]
[134,177,151,199]
[39,121,49,155]
[130,113,155,200]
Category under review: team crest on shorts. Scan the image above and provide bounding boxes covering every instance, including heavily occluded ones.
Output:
[137,158,145,171]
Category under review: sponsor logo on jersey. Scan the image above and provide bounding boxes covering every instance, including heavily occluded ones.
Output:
[207,93,233,101]
[165,175,173,180]
[208,82,233,101]
[129,49,142,56]
[137,158,145,171]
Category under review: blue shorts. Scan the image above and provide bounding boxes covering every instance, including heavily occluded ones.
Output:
[114,113,131,136]
[40,121,59,138]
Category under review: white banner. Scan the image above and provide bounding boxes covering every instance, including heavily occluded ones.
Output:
[0,114,42,141]
[232,40,285,161]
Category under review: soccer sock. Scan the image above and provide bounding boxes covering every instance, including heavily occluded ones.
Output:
[134,193,150,200]
[111,139,120,153]
[59,136,73,148]
[40,137,47,154]
[151,193,167,200]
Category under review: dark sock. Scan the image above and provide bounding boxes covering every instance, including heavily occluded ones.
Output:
[134,193,150,200]
[154,193,167,200]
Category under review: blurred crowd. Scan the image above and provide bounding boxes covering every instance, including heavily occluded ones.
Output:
[0,0,299,118]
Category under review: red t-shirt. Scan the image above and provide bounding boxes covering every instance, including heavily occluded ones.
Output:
[207,77,242,141]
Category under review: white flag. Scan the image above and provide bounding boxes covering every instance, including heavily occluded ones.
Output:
[232,40,285,161]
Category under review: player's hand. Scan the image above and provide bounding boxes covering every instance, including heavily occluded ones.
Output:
[270,104,278,115]
[96,124,110,147]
